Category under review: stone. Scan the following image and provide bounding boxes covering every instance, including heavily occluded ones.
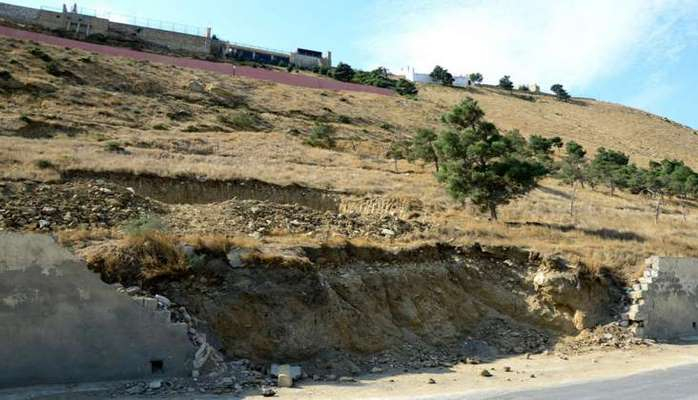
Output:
[480,369,493,377]
[149,380,163,390]
[339,376,357,383]
[125,286,142,296]
[226,248,243,268]
[370,367,383,374]
[428,378,436,384]
[504,366,512,372]
[38,220,50,229]
[380,228,396,237]
[278,373,293,387]
[271,364,302,380]
[325,374,337,381]
[261,386,277,397]
[155,294,172,308]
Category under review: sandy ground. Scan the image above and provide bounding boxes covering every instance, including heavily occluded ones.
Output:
[247,344,698,400]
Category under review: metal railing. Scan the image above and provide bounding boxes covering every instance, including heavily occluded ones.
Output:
[40,5,207,36]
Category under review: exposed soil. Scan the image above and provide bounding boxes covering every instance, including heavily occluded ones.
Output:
[83,241,624,377]
[62,170,342,210]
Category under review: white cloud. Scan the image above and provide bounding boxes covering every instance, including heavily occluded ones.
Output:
[361,0,698,91]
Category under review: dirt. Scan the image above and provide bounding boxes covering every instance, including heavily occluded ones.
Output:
[83,240,624,377]
[166,198,429,239]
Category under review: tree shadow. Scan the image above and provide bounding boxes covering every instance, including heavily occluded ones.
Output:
[506,221,646,242]
[537,185,572,200]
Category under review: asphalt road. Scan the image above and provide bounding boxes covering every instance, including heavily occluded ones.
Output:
[457,362,698,400]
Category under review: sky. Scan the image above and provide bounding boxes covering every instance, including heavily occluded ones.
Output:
[9,0,698,128]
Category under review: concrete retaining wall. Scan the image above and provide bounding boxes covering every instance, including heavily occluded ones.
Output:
[625,256,698,340]
[0,233,193,388]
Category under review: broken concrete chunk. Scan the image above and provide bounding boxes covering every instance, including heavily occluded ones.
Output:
[278,373,293,387]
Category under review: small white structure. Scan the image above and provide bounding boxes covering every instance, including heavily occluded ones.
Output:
[401,67,472,88]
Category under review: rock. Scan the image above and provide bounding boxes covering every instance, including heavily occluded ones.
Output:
[271,364,302,380]
[339,376,357,383]
[480,369,493,377]
[380,228,396,237]
[41,206,57,214]
[428,378,436,384]
[530,374,536,378]
[155,294,172,308]
[38,219,50,229]
[148,380,163,390]
[504,366,512,372]
[261,386,277,397]
[125,286,141,296]
[226,248,243,268]
[325,374,337,381]
[370,367,383,374]
[278,373,293,388]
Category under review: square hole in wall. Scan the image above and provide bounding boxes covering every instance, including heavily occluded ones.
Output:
[151,360,164,374]
[693,322,697,330]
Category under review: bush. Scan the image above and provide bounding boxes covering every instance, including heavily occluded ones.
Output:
[217,111,266,131]
[334,62,355,82]
[305,123,336,149]
[123,214,165,236]
[152,123,169,130]
[395,79,418,96]
[34,159,55,169]
[29,47,52,62]
[338,115,352,124]
[103,141,126,153]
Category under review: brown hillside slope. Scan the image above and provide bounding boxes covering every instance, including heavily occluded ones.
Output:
[1,37,697,279]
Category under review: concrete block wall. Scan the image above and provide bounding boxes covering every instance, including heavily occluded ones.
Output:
[0,2,40,23]
[0,233,193,388]
[624,256,698,340]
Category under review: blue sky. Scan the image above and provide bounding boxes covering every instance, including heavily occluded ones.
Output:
[10,0,698,129]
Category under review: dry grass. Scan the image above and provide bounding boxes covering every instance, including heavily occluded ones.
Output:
[3,37,698,280]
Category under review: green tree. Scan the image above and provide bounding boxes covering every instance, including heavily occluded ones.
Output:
[386,140,410,172]
[434,99,548,220]
[408,128,439,171]
[589,147,630,195]
[441,97,485,130]
[395,78,418,96]
[430,65,454,86]
[498,75,514,91]
[527,135,563,170]
[550,83,571,101]
[334,62,355,82]
[469,72,483,85]
[557,141,588,217]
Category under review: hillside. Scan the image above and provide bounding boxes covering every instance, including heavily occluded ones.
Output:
[1,35,698,279]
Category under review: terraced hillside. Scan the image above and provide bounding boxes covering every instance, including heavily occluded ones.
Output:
[1,35,697,279]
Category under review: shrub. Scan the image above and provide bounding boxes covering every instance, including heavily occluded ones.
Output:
[305,123,336,149]
[123,214,165,236]
[338,115,353,124]
[217,111,266,131]
[34,159,55,169]
[103,141,126,153]
[152,123,169,130]
[29,47,52,62]
[333,62,355,82]
[395,79,418,96]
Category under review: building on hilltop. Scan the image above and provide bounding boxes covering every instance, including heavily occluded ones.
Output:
[400,66,473,88]
[0,2,332,68]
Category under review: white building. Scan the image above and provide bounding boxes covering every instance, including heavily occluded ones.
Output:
[400,66,472,88]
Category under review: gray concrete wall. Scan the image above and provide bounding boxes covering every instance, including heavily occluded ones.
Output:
[630,257,698,340]
[0,2,40,23]
[0,233,193,388]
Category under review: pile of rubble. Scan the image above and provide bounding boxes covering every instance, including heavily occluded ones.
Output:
[0,180,163,231]
[110,284,277,397]
[556,322,655,354]
[168,198,430,238]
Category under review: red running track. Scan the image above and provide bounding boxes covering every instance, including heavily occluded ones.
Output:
[0,25,393,96]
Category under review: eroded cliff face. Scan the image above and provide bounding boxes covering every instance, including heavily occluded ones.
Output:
[104,243,624,370]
